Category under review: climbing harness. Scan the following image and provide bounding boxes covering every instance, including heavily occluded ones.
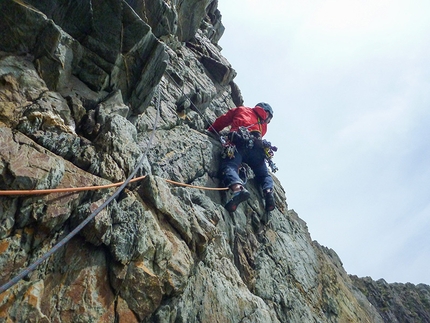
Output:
[221,126,258,158]
[220,126,279,173]
[236,126,255,149]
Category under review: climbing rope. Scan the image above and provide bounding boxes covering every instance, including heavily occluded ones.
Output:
[0,176,228,196]
[0,70,238,294]
[165,179,228,191]
[0,87,163,294]
[0,176,148,196]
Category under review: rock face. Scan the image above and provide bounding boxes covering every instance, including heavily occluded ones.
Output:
[0,1,429,322]
[350,276,430,323]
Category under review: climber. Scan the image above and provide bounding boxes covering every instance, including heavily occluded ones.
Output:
[207,103,276,213]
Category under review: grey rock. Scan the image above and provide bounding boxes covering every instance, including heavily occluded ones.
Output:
[0,127,65,192]
[176,0,213,42]
[96,90,129,124]
[351,276,430,323]
[126,0,178,38]
[0,1,428,323]
[94,114,142,181]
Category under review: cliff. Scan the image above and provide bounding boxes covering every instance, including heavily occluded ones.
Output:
[0,1,429,322]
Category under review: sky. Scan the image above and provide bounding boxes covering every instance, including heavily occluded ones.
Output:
[217,0,430,285]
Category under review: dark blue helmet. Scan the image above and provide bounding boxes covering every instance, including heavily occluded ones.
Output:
[256,102,273,118]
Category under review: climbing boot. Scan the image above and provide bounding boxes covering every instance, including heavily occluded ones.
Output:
[264,189,275,211]
[225,188,250,212]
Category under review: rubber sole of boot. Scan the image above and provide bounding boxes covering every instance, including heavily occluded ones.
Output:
[266,204,275,212]
[225,190,251,212]
[265,194,275,211]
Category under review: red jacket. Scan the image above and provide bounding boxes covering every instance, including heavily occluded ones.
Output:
[208,106,269,136]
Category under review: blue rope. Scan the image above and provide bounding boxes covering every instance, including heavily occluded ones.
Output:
[0,88,161,294]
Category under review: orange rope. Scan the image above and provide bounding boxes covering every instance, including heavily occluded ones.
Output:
[165,179,228,191]
[0,175,228,196]
[0,176,148,196]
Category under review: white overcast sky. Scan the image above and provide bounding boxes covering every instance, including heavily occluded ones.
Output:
[217,0,430,285]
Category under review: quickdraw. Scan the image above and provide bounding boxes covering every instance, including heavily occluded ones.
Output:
[220,135,236,159]
[262,139,279,173]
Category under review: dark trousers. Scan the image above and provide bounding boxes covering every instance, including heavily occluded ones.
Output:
[221,145,273,192]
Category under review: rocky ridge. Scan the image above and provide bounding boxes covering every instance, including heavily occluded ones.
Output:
[0,0,429,322]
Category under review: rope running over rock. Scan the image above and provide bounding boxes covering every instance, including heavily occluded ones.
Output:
[0,176,228,196]
[0,88,165,294]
